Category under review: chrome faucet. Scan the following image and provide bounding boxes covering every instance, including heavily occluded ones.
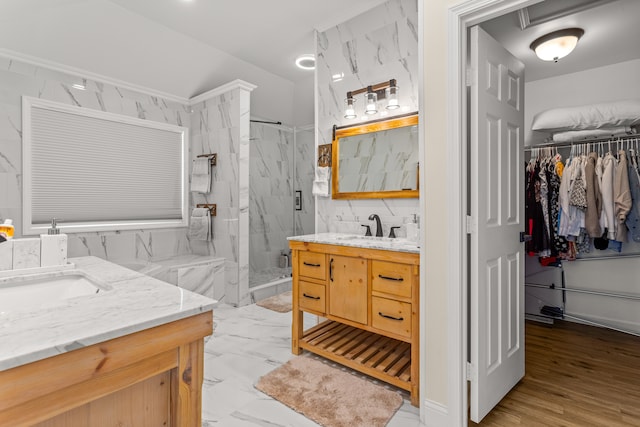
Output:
[368,214,383,237]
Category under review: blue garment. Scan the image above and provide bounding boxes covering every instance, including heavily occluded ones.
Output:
[625,160,640,242]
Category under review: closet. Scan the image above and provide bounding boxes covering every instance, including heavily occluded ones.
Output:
[524,134,640,336]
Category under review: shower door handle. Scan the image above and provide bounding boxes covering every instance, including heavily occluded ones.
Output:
[329,258,334,282]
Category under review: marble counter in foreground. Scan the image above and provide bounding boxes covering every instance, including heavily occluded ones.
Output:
[287,233,420,254]
[0,256,215,371]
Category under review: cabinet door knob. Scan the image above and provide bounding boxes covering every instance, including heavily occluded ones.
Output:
[378,312,404,321]
[329,258,334,282]
[303,293,321,300]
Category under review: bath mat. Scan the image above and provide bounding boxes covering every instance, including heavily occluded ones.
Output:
[255,355,403,427]
[256,291,292,313]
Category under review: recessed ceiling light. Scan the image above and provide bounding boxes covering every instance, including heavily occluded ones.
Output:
[71,83,86,90]
[295,54,315,70]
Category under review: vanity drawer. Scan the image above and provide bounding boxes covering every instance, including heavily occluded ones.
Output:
[371,260,412,298]
[299,280,326,313]
[371,296,411,339]
[298,251,326,280]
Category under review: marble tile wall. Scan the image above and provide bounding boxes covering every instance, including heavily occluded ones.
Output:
[190,87,252,306]
[0,55,193,262]
[248,123,294,278]
[316,0,420,234]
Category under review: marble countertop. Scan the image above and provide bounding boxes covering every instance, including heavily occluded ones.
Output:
[0,256,215,371]
[287,233,420,254]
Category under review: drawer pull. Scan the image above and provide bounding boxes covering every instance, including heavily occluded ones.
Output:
[303,293,321,300]
[330,258,334,282]
[378,274,404,282]
[303,262,321,267]
[378,312,404,321]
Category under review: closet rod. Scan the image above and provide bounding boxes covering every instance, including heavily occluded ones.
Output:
[525,282,640,301]
[524,132,640,151]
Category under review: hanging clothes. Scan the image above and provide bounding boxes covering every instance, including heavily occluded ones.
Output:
[599,151,616,240]
[614,149,632,242]
[525,159,549,255]
[584,152,602,238]
[625,148,640,242]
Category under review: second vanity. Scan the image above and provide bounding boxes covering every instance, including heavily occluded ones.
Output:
[288,233,420,406]
[0,256,214,426]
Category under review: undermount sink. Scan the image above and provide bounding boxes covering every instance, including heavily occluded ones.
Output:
[334,234,410,243]
[0,269,111,313]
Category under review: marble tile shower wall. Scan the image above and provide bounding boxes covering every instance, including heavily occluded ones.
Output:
[248,123,294,276]
[190,88,251,306]
[294,128,315,237]
[0,56,193,261]
[316,0,420,234]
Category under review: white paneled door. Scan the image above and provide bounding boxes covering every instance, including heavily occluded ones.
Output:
[469,25,525,423]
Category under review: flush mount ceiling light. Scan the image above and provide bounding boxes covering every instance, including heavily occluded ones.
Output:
[343,79,400,119]
[295,54,316,70]
[530,28,584,62]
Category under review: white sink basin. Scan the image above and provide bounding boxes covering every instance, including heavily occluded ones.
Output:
[0,270,110,313]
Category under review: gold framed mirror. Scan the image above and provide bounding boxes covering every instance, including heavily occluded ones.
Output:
[331,112,419,199]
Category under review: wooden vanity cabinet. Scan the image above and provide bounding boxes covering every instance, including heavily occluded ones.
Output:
[0,312,212,426]
[290,241,420,406]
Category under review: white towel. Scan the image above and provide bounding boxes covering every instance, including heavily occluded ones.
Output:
[191,158,211,193]
[188,208,211,241]
[312,166,330,197]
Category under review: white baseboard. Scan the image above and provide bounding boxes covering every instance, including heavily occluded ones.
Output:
[423,399,450,427]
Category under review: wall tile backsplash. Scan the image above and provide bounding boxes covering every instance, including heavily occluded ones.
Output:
[316,0,419,233]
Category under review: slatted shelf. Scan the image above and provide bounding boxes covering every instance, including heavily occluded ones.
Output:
[299,320,412,392]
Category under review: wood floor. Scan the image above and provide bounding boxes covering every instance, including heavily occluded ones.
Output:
[471,320,640,426]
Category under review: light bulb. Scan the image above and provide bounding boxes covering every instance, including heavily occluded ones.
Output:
[344,98,357,119]
[365,92,378,115]
[386,85,400,110]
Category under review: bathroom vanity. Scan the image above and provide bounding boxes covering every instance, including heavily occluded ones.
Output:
[288,233,420,406]
[0,256,215,426]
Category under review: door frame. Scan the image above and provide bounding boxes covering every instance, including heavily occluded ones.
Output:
[443,0,542,425]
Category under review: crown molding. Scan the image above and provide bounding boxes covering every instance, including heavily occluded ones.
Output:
[0,48,190,105]
[189,79,257,105]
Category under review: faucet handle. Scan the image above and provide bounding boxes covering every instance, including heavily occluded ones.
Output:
[389,226,401,238]
[361,224,372,236]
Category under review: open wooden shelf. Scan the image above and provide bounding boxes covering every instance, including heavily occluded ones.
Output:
[299,320,412,392]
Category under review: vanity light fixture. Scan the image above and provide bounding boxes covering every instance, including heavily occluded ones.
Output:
[530,28,584,62]
[295,54,316,70]
[343,79,400,119]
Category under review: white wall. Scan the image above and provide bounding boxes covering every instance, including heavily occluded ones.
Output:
[525,58,640,145]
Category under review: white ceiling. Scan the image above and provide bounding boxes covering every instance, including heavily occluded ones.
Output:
[481,0,640,82]
[1,0,638,100]
[0,0,387,100]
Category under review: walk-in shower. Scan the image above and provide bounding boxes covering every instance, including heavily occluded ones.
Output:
[248,121,315,300]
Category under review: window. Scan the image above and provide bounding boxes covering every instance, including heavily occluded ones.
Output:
[22,97,189,234]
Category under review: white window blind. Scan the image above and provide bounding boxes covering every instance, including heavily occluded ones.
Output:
[23,97,188,234]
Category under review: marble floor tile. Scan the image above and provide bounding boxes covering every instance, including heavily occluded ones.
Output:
[203,303,423,426]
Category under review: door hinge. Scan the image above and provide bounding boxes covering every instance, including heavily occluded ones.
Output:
[466,215,473,234]
[466,361,474,381]
[465,68,473,87]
